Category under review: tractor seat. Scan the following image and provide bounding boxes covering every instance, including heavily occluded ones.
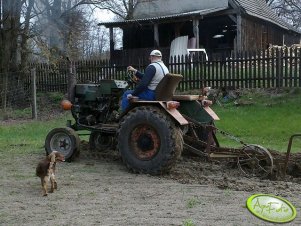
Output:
[155,73,183,101]
[155,73,201,101]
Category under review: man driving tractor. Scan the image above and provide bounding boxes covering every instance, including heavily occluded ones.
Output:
[121,49,169,111]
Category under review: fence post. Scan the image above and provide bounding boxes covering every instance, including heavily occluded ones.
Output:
[31,68,37,120]
[276,48,282,88]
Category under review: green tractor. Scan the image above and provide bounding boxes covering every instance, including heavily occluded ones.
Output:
[45,73,273,177]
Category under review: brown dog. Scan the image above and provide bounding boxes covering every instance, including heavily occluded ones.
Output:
[36,151,65,196]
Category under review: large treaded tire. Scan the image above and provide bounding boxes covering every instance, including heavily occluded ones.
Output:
[117,106,183,175]
[45,127,80,162]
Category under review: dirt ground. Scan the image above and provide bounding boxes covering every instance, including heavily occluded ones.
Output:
[1,89,301,225]
[1,142,300,226]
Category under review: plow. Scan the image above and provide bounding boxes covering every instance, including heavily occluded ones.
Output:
[182,123,274,178]
[44,73,297,178]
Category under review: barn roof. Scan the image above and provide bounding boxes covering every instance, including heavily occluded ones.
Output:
[235,0,290,30]
[99,6,229,26]
[132,0,228,20]
[98,0,298,33]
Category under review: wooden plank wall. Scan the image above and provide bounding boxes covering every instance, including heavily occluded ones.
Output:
[241,17,300,51]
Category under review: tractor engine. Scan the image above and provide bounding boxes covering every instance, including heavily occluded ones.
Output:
[71,80,128,126]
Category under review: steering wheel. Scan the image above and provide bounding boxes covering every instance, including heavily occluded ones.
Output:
[126,71,138,87]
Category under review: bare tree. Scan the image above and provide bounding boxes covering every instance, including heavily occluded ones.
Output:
[80,23,109,58]
[20,0,35,70]
[0,0,133,72]
[90,0,138,20]
[266,0,276,5]
[0,0,23,73]
[31,0,115,62]
[56,0,135,19]
[0,0,37,111]
[267,0,301,31]
[32,1,88,62]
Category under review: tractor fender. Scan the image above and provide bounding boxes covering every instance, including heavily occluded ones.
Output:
[128,101,189,126]
[158,102,189,126]
[203,106,220,121]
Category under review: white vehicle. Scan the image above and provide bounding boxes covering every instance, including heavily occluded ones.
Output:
[187,48,208,61]
[169,36,208,69]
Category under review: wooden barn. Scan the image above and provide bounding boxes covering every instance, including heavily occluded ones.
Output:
[99,0,301,63]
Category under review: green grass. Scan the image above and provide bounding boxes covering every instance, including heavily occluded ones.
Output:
[212,88,301,152]
[186,197,201,208]
[0,89,300,155]
[182,219,196,226]
[0,112,73,155]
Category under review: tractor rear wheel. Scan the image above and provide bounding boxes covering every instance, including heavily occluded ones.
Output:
[117,106,183,175]
[45,127,80,162]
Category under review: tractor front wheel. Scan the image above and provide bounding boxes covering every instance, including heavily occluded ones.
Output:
[45,127,80,162]
[117,106,183,175]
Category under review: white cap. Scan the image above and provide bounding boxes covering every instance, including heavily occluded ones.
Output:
[150,50,162,57]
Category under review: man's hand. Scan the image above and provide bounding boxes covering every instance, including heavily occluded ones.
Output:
[127,94,133,99]
[127,66,139,82]
[127,66,137,74]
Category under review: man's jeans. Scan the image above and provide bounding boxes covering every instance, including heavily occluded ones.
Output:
[121,89,155,111]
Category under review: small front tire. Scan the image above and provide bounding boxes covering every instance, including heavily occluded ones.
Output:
[45,127,80,162]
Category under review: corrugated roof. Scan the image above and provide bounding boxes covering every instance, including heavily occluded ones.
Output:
[98,7,228,26]
[132,0,227,19]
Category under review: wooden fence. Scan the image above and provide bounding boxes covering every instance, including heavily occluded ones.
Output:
[29,48,301,92]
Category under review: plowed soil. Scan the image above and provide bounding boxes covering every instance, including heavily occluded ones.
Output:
[1,141,301,226]
[1,89,301,225]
